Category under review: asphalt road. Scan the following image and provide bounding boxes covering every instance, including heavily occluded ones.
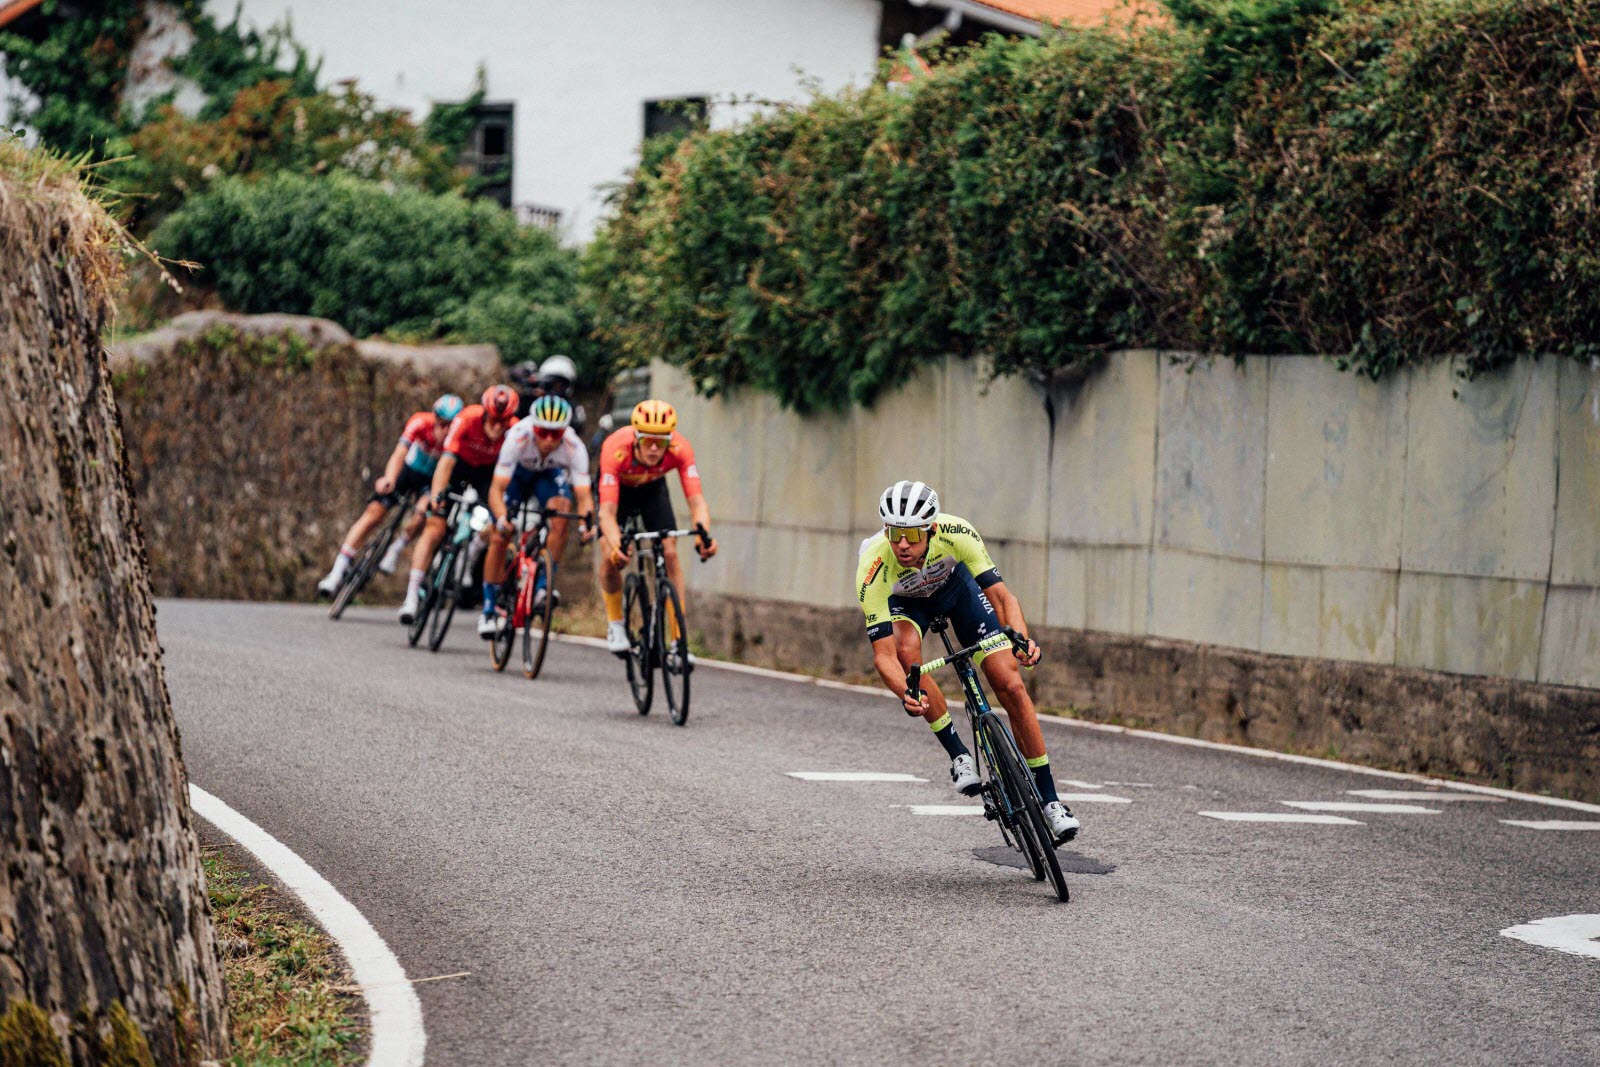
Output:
[158,599,1600,1066]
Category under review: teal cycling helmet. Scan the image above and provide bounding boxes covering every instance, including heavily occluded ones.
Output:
[432,393,465,423]
[529,394,573,431]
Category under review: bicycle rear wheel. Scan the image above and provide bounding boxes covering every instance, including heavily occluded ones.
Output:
[407,549,445,648]
[658,577,690,726]
[622,571,653,715]
[985,716,1069,903]
[522,549,556,679]
[427,543,466,652]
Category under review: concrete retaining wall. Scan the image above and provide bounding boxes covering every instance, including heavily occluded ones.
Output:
[656,352,1600,688]
[653,353,1600,798]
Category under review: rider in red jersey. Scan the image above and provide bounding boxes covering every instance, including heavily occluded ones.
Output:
[398,385,519,625]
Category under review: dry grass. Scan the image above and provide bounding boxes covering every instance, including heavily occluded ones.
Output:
[0,137,129,318]
[201,846,364,1066]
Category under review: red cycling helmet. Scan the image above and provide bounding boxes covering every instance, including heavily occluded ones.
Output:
[481,384,520,423]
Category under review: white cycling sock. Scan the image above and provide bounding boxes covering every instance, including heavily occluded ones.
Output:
[406,569,424,598]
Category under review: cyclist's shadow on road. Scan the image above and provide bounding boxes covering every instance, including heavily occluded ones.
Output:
[972,846,1116,876]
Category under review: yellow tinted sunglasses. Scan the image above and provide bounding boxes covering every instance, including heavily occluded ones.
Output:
[885,524,933,543]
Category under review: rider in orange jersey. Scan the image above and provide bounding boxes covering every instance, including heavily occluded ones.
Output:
[595,400,718,653]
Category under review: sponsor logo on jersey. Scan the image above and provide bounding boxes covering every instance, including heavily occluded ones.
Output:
[858,557,885,601]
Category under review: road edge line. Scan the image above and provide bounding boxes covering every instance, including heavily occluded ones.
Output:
[551,634,1600,814]
[188,784,426,1067]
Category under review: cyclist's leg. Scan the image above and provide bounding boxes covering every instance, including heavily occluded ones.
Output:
[634,480,682,639]
[378,468,430,572]
[321,492,390,590]
[536,470,574,584]
[888,596,966,762]
[602,485,651,625]
[958,572,1059,805]
[484,467,534,617]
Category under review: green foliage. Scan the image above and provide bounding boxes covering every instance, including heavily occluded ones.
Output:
[0,1000,69,1067]
[587,0,1600,408]
[153,172,586,364]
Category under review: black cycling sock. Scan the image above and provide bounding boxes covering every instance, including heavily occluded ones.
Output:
[929,712,968,760]
[1028,757,1061,805]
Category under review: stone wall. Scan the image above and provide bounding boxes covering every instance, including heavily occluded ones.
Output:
[111,323,488,601]
[652,355,1600,800]
[0,157,228,1061]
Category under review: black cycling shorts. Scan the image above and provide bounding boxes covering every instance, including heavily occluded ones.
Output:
[448,460,496,503]
[616,478,676,535]
[887,563,1001,652]
[370,465,431,507]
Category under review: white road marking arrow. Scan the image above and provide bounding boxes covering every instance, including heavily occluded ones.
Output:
[1500,915,1600,959]
[786,771,928,782]
[1500,820,1600,831]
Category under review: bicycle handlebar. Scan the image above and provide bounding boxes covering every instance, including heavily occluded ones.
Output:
[624,524,712,554]
[903,626,1031,717]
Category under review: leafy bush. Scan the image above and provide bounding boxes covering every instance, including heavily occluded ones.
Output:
[586,0,1600,409]
[153,172,586,365]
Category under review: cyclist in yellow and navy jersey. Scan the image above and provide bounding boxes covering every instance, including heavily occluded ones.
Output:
[857,480,1079,843]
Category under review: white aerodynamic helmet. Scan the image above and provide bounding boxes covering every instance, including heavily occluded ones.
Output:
[878,480,939,527]
[538,354,578,383]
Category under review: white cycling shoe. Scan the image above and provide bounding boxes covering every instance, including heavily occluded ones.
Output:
[605,620,629,655]
[1043,801,1080,844]
[378,542,406,575]
[477,613,503,639]
[315,573,341,599]
[950,754,981,795]
[532,587,562,611]
[398,593,419,625]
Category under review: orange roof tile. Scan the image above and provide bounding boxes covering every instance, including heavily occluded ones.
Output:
[969,0,1159,27]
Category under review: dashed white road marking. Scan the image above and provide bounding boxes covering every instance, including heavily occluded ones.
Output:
[1062,793,1132,805]
[1282,801,1440,814]
[1500,820,1600,831]
[1105,781,1155,788]
[786,771,928,782]
[1062,779,1104,789]
[1346,789,1501,803]
[189,785,425,1067]
[1501,915,1600,959]
[1199,812,1364,825]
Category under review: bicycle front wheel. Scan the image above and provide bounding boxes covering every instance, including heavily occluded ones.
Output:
[658,578,690,726]
[522,549,556,679]
[622,571,653,715]
[407,547,445,648]
[985,716,1069,903]
[427,543,466,652]
[489,567,518,672]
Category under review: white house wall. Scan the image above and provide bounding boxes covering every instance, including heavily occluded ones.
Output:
[210,0,884,240]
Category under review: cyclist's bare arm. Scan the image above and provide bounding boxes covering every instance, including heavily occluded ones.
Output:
[685,492,717,558]
[376,442,407,492]
[488,472,513,525]
[871,630,947,717]
[983,580,1041,666]
[429,453,457,505]
[598,499,625,563]
[571,486,597,541]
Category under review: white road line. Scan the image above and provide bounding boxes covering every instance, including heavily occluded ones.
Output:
[1346,789,1501,803]
[786,771,928,783]
[1500,820,1600,831]
[1061,779,1104,789]
[1105,781,1155,788]
[1199,811,1364,825]
[551,634,1600,815]
[1501,915,1600,959]
[1282,801,1440,814]
[906,805,986,816]
[189,784,425,1067]
[1062,793,1133,805]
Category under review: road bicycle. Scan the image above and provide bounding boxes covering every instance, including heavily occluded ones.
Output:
[407,488,489,652]
[907,619,1069,903]
[328,489,421,620]
[620,522,711,725]
[488,503,591,678]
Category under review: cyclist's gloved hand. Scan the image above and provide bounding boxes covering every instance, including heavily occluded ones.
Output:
[374,474,396,495]
[696,533,718,561]
[429,491,449,515]
[902,687,929,716]
[604,539,629,569]
[494,515,514,535]
[1013,635,1042,668]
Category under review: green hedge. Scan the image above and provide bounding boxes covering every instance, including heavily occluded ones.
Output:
[585,0,1600,411]
[153,172,587,368]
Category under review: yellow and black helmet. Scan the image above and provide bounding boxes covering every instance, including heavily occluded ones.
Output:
[630,399,678,435]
